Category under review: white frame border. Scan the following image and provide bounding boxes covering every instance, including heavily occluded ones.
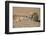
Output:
[9,3,43,32]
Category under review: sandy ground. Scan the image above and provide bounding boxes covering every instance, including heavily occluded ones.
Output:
[13,19,40,28]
